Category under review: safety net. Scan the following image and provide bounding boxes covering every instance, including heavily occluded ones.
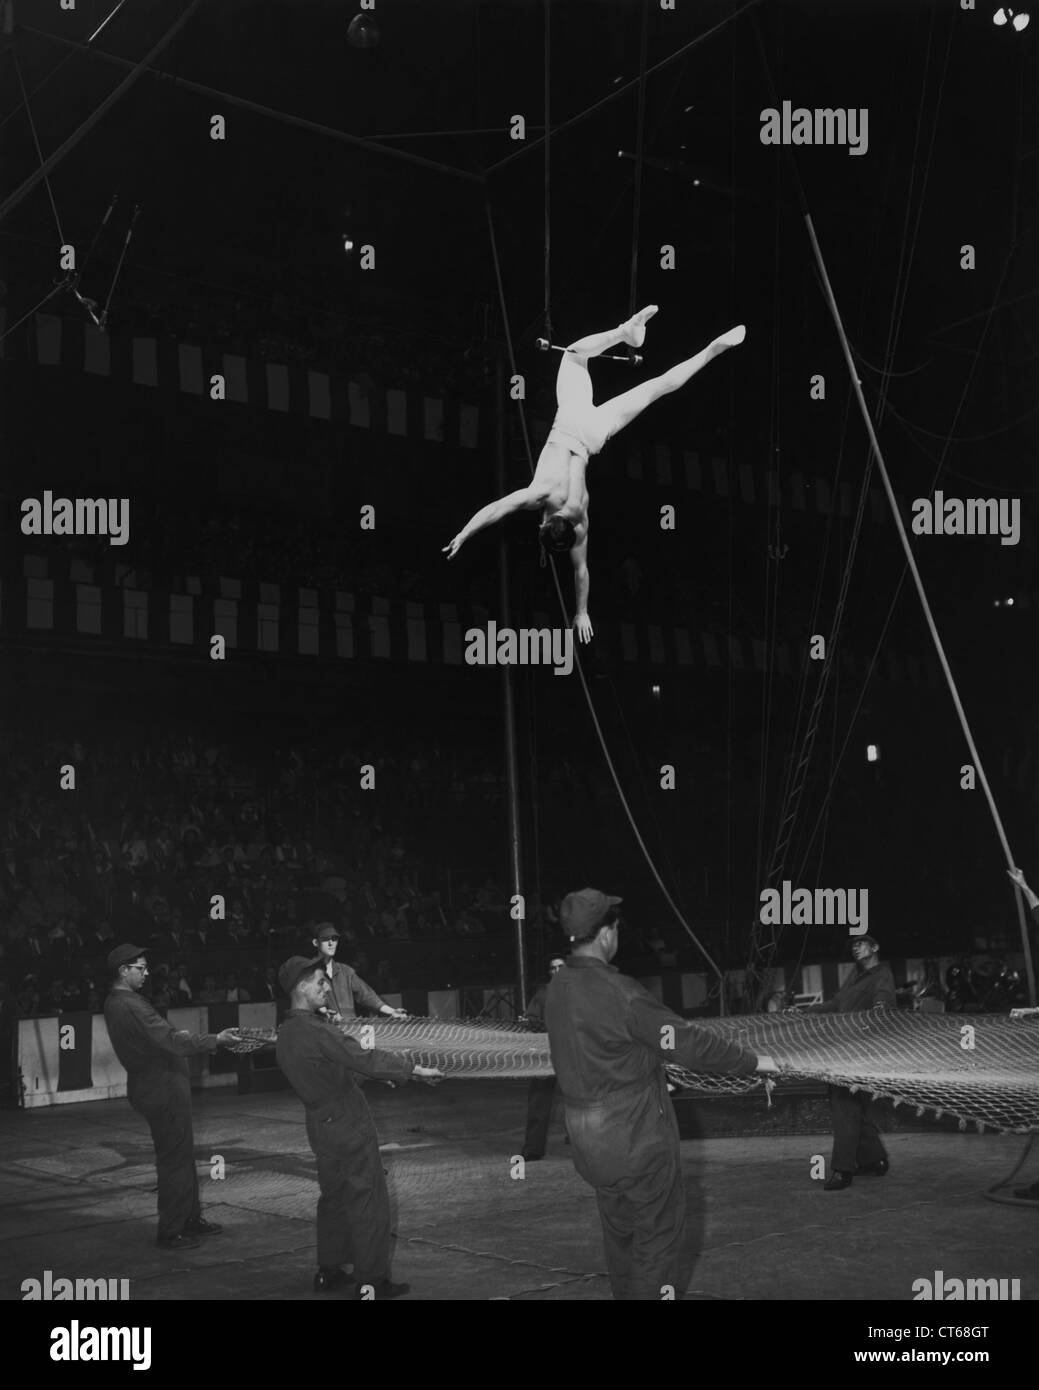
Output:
[232,1010,1039,1134]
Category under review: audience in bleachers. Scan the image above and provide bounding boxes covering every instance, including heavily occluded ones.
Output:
[0,721,568,1017]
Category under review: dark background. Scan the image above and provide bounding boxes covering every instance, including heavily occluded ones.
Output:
[0,0,1036,1006]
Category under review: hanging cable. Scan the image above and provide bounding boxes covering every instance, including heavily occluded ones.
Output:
[0,0,131,135]
[725,32,739,971]
[12,49,65,247]
[885,397,1039,446]
[0,282,64,346]
[485,0,762,177]
[0,0,205,229]
[543,0,552,346]
[98,202,141,329]
[627,0,650,332]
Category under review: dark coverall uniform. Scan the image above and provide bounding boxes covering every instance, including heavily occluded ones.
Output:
[522,983,558,1157]
[103,986,217,1241]
[276,1009,413,1281]
[323,959,386,1022]
[545,957,758,1300]
[807,962,896,1173]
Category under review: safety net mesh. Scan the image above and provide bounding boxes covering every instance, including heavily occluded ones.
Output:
[233,1010,1039,1134]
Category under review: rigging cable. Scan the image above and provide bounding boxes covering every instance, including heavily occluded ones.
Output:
[543,0,551,346]
[0,0,205,229]
[627,0,650,331]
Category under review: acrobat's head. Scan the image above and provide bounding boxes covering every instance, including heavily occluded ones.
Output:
[538,514,577,556]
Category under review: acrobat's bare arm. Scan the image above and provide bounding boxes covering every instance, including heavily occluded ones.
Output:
[571,535,592,643]
[443,483,549,560]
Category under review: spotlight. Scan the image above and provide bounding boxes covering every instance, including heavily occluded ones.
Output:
[993,6,1030,28]
[866,744,879,763]
[347,13,380,48]
[651,684,661,699]
[342,236,355,253]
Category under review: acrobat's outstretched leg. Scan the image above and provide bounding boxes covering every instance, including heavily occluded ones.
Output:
[596,324,745,439]
[555,305,659,415]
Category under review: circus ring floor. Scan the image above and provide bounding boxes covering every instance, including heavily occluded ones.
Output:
[1,1079,1036,1302]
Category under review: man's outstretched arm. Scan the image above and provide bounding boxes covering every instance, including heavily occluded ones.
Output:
[570,535,592,643]
[444,484,548,559]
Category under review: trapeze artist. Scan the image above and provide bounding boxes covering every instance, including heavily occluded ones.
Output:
[442,306,746,642]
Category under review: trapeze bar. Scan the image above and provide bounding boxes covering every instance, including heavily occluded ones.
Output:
[535,338,642,365]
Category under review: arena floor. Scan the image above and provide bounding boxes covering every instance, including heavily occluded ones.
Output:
[2,1081,1036,1302]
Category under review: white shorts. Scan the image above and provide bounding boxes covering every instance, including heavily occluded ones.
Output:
[548,409,611,462]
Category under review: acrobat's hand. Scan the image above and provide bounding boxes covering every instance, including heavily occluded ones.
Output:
[443,535,465,560]
[1007,867,1027,889]
[574,613,594,644]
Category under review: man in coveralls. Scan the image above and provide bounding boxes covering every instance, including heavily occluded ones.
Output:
[103,943,241,1250]
[311,923,408,1023]
[545,890,776,1300]
[275,955,442,1296]
[520,956,566,1160]
[802,933,895,1190]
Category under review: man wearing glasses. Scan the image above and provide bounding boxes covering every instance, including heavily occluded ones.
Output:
[311,923,408,1024]
[103,943,240,1250]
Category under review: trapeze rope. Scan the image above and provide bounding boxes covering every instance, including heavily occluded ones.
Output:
[626,0,650,339]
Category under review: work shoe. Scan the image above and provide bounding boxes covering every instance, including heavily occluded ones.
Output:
[184,1217,223,1235]
[856,1158,889,1177]
[1013,1181,1039,1200]
[522,1151,544,1162]
[353,1279,410,1300]
[157,1233,200,1250]
[313,1266,351,1292]
[823,1170,853,1191]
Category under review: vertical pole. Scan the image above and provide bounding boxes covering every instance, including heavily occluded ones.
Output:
[496,349,528,1013]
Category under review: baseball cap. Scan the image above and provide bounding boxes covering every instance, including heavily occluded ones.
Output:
[107,943,148,971]
[313,923,339,941]
[278,955,323,995]
[560,888,623,942]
